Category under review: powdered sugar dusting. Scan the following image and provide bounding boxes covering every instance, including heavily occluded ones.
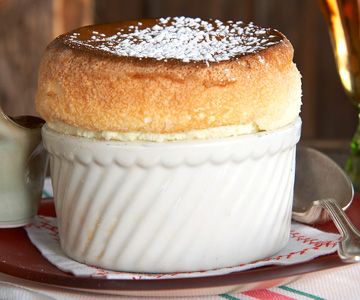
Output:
[66,17,283,63]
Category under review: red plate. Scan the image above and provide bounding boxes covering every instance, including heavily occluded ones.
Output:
[0,197,359,296]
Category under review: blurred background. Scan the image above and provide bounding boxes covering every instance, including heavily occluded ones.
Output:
[0,0,356,144]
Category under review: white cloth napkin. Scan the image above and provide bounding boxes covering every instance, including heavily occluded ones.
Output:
[25,215,341,280]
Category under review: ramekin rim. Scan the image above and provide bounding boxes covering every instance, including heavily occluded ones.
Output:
[42,117,301,148]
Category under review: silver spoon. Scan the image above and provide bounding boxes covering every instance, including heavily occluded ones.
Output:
[293,146,360,262]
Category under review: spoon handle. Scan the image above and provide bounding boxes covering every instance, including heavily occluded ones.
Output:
[318,198,360,263]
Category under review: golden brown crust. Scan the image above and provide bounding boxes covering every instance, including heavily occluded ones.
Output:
[36,23,301,134]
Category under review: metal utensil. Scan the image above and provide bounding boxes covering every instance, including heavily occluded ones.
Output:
[293,146,360,262]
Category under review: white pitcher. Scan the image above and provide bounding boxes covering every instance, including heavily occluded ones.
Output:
[0,107,48,227]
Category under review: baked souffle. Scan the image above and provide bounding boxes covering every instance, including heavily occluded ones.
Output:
[36,17,301,142]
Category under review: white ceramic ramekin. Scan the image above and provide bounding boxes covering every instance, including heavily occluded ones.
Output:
[42,118,301,273]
